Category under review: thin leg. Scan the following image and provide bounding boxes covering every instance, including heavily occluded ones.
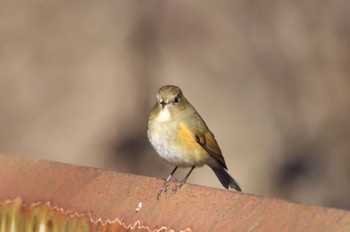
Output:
[183,166,195,182]
[157,166,178,199]
[172,166,195,193]
[168,166,178,179]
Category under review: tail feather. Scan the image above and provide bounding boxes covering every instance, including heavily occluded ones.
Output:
[211,167,241,192]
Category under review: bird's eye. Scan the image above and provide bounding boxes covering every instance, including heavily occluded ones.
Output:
[174,91,182,104]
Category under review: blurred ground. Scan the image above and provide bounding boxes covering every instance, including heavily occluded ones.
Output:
[1,1,350,209]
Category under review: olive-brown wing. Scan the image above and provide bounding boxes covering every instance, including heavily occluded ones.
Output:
[195,130,228,169]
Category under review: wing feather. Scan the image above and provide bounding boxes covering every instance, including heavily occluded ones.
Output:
[195,131,227,169]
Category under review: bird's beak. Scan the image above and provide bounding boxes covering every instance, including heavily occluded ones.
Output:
[159,101,166,109]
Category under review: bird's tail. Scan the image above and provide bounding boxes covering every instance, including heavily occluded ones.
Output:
[211,167,241,192]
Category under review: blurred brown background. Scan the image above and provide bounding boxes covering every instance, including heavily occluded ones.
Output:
[1,1,350,209]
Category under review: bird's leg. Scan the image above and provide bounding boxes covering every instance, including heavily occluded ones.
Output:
[157,166,178,199]
[172,166,195,193]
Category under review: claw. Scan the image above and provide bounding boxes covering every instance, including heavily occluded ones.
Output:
[157,177,178,199]
[172,180,185,193]
[157,181,170,199]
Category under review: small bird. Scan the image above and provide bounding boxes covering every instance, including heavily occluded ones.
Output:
[148,85,241,198]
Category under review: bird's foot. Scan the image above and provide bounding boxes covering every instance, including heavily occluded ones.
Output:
[172,180,186,194]
[157,177,177,199]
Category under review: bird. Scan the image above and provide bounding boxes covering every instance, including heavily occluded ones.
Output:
[147,85,241,198]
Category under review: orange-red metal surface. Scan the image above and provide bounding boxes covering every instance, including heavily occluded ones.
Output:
[0,153,349,231]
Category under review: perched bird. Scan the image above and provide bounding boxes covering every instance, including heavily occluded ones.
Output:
[148,85,241,198]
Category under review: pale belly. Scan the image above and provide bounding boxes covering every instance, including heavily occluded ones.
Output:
[148,121,206,167]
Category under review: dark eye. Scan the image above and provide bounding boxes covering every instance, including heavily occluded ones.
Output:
[174,91,182,104]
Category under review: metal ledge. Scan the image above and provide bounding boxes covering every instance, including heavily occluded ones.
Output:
[0,153,349,231]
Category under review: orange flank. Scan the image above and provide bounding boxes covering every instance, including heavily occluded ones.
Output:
[176,122,208,163]
[177,122,201,149]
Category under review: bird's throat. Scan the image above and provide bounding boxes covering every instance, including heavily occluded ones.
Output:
[158,107,172,122]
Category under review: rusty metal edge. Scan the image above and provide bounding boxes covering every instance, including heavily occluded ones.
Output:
[0,153,349,232]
